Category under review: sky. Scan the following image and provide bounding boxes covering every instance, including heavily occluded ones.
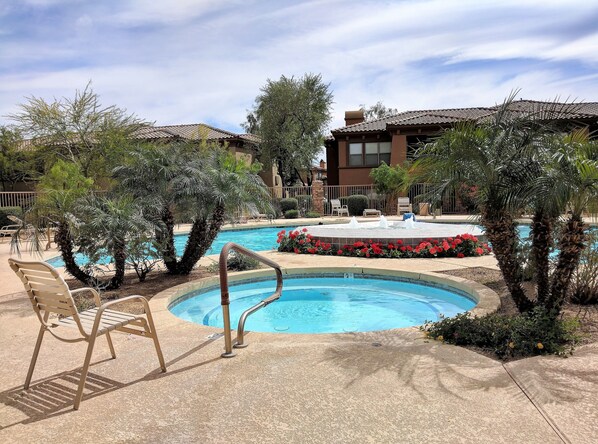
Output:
[1,0,598,133]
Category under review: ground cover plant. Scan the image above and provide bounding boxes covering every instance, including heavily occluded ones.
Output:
[277,228,491,258]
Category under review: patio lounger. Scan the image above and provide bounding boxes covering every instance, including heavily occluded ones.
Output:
[363,209,381,217]
[8,259,167,410]
[0,224,20,243]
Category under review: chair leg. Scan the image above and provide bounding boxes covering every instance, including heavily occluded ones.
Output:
[144,314,166,372]
[25,325,46,389]
[73,336,98,410]
[105,332,116,359]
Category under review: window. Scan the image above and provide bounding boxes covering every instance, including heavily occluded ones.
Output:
[349,143,363,166]
[347,141,391,166]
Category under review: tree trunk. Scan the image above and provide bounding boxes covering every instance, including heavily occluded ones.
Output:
[177,204,226,275]
[105,239,126,290]
[530,211,554,305]
[481,209,534,312]
[547,214,585,314]
[54,221,98,286]
[157,206,178,274]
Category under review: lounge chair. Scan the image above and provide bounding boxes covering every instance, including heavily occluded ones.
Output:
[0,223,20,243]
[331,199,349,216]
[8,259,166,410]
[397,197,413,215]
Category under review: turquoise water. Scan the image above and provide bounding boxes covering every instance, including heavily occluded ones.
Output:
[169,275,477,333]
[47,225,295,268]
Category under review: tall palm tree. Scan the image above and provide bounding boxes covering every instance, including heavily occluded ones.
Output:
[544,134,598,313]
[414,95,551,312]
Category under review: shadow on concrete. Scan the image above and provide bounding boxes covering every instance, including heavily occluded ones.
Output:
[320,330,514,401]
[0,338,220,430]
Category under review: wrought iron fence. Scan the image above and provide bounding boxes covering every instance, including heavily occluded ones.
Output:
[1,185,466,216]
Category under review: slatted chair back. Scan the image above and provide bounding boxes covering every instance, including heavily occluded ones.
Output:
[8,259,86,337]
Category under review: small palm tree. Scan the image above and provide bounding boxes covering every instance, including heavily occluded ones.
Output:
[115,141,271,275]
[75,194,155,290]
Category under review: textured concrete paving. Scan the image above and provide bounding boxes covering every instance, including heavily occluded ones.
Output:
[1,220,597,443]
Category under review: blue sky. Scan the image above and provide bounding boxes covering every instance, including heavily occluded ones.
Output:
[2,0,598,133]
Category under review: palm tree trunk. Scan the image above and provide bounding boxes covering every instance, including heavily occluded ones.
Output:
[547,214,585,314]
[105,239,126,290]
[157,206,178,274]
[481,209,534,312]
[55,221,98,286]
[530,211,554,305]
[177,204,226,275]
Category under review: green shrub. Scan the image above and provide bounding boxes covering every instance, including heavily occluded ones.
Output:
[295,194,312,211]
[207,252,261,273]
[0,206,23,228]
[305,211,321,218]
[280,198,298,213]
[284,209,299,219]
[226,252,260,271]
[346,195,368,216]
[421,307,580,358]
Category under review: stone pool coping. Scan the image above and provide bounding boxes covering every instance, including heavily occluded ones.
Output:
[149,266,501,333]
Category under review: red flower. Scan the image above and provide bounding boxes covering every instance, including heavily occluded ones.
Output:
[457,252,465,258]
[476,247,484,255]
[302,228,308,232]
[299,239,305,245]
[337,249,343,255]
[293,247,300,254]
[396,239,403,245]
[442,241,450,251]
[429,247,437,255]
[353,241,365,248]
[307,248,316,254]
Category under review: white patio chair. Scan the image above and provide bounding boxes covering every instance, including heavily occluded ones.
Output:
[331,199,349,216]
[8,258,167,410]
[397,197,413,215]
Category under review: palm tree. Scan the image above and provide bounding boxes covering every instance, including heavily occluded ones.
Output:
[115,142,271,275]
[543,133,598,313]
[414,95,551,312]
[75,195,155,290]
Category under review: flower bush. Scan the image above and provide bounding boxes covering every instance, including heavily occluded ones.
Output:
[277,229,492,258]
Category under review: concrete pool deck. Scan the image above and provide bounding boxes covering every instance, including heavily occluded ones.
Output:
[1,220,597,443]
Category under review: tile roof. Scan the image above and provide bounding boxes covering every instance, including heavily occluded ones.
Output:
[133,123,260,143]
[332,100,598,134]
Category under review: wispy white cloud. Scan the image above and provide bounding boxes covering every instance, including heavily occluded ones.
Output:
[1,0,597,132]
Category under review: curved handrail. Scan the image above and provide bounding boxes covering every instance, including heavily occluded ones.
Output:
[219,242,283,357]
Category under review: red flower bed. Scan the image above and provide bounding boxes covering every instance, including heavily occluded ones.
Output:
[276,230,491,259]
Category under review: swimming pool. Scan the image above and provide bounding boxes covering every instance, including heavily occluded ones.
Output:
[169,274,477,333]
[46,225,295,268]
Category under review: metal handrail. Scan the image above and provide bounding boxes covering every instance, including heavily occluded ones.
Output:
[219,242,283,358]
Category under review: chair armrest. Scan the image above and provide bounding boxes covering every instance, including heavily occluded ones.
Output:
[71,287,102,306]
[98,295,150,313]
[1,224,21,230]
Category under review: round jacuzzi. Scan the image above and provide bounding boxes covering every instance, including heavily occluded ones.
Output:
[168,272,481,334]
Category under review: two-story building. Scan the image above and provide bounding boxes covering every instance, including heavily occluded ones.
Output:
[325,100,598,186]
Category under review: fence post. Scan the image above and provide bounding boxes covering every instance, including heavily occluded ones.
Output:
[311,180,324,215]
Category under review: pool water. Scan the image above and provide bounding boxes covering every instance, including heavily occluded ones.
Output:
[47,225,295,268]
[169,275,477,333]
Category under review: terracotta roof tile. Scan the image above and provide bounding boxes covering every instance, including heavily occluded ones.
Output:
[332,100,598,134]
